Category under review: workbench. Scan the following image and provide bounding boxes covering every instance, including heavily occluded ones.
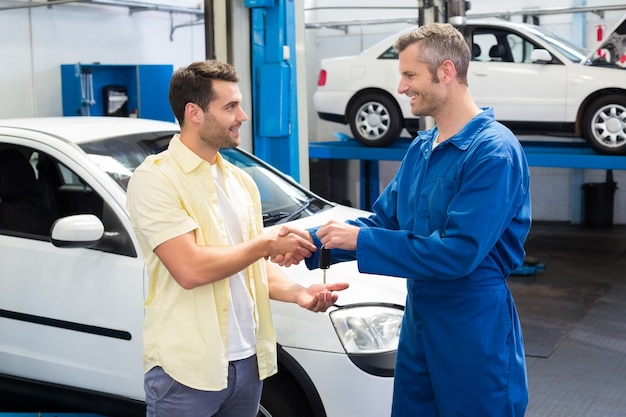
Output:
[308,134,626,221]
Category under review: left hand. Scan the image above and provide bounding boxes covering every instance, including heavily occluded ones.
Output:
[296,282,349,312]
[316,220,360,251]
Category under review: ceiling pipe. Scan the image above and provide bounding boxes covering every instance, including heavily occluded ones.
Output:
[0,0,203,15]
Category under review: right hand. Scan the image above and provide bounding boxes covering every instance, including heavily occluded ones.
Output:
[266,226,316,266]
[269,226,314,267]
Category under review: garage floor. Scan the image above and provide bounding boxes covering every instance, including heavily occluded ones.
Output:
[1,221,625,417]
[517,221,626,417]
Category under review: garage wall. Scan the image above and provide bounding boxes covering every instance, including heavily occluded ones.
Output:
[0,1,205,119]
[1,1,624,224]
[304,0,626,225]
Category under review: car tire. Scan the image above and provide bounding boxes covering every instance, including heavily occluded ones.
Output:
[582,94,626,155]
[258,372,314,417]
[348,93,403,147]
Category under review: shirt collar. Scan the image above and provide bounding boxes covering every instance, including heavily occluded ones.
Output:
[169,134,225,174]
[418,107,495,151]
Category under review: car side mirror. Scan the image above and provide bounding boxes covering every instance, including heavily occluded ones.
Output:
[531,49,553,64]
[51,214,105,248]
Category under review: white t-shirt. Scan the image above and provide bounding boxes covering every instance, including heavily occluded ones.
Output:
[210,164,256,361]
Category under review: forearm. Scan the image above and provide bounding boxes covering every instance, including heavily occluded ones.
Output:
[156,232,273,290]
[157,227,314,290]
[266,261,350,312]
[266,262,304,303]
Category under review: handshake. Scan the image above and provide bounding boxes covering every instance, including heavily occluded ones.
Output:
[265,221,360,267]
[263,221,359,313]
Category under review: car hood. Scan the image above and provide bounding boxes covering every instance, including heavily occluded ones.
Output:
[584,13,626,66]
[268,204,407,353]
[269,204,408,307]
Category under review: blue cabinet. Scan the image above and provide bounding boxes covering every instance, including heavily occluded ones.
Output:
[61,63,174,122]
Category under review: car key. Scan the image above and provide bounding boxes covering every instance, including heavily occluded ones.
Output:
[319,245,331,283]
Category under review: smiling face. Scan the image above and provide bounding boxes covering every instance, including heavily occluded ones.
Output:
[198,79,249,149]
[394,23,471,119]
[397,43,447,118]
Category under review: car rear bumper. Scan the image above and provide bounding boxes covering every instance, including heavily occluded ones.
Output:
[313,91,351,123]
[317,112,345,124]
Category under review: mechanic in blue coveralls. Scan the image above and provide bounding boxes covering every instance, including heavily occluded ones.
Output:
[280,23,531,416]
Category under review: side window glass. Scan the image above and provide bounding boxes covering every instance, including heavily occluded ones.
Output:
[378,46,399,60]
[0,145,135,257]
[0,146,56,239]
[472,32,498,61]
[473,29,518,62]
[473,29,539,64]
[506,33,537,63]
[56,164,103,219]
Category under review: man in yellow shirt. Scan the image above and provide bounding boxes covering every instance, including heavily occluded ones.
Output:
[126,60,348,417]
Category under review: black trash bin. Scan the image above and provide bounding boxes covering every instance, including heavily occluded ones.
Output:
[581,171,618,227]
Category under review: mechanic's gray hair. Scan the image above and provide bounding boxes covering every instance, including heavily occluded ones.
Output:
[394,23,470,85]
[169,60,240,126]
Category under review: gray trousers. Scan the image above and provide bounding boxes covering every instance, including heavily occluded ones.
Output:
[144,355,263,417]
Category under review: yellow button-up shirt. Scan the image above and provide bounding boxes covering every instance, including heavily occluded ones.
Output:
[126,135,277,390]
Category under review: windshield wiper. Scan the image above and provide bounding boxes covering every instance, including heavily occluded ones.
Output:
[275,198,317,225]
[263,211,292,226]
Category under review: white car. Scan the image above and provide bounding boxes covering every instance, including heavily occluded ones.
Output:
[0,117,406,417]
[314,17,626,155]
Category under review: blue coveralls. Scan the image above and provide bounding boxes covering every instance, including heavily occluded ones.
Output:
[307,108,531,416]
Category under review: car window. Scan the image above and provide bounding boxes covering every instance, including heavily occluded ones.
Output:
[525,24,587,63]
[0,144,135,257]
[472,28,545,64]
[506,33,535,63]
[219,148,331,225]
[378,46,399,60]
[81,131,174,190]
[0,145,55,239]
[379,29,537,65]
[473,29,514,62]
[80,134,331,227]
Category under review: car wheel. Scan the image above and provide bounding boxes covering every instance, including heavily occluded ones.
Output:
[582,94,626,155]
[257,373,314,417]
[348,93,403,147]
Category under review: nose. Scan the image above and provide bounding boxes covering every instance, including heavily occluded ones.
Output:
[238,108,249,122]
[397,79,409,95]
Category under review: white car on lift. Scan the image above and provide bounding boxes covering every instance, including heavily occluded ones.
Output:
[314,16,626,155]
[0,117,406,417]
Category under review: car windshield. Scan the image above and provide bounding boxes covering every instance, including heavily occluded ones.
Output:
[379,24,589,63]
[523,24,588,63]
[79,131,332,225]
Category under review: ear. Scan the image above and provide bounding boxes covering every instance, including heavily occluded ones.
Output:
[184,102,203,125]
[439,60,457,84]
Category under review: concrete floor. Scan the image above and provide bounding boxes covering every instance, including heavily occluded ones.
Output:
[519,221,626,417]
[1,221,624,416]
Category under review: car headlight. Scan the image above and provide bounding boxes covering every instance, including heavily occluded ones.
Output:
[330,304,403,354]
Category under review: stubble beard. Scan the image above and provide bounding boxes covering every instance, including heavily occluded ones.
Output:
[201,128,237,149]
[410,89,443,118]
[201,114,241,149]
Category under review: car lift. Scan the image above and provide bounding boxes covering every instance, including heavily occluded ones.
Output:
[309,134,624,277]
[309,133,626,219]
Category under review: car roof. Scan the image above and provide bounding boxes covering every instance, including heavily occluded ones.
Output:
[361,18,544,54]
[0,117,180,144]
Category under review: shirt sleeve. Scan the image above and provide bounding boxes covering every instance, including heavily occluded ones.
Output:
[127,163,198,251]
[356,142,528,280]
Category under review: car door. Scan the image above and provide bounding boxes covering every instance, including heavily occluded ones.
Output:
[0,138,145,401]
[468,26,568,123]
